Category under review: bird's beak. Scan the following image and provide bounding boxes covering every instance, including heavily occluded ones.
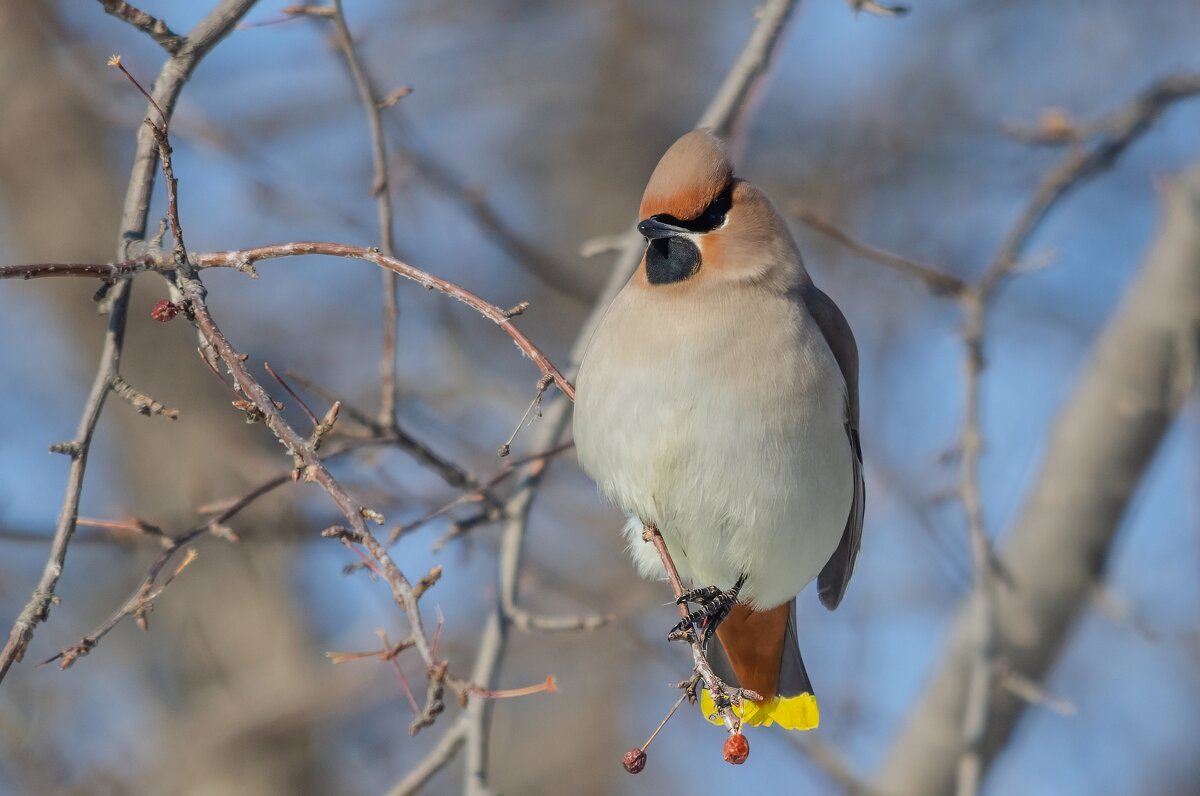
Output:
[637,215,689,240]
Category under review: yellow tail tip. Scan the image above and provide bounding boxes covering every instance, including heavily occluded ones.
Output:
[699,689,820,731]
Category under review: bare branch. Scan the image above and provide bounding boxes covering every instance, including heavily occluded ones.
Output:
[386,720,467,796]
[42,436,396,667]
[97,0,185,54]
[0,244,576,401]
[0,256,156,281]
[110,375,179,420]
[322,0,403,428]
[954,293,995,796]
[0,0,259,687]
[191,244,575,399]
[697,0,799,139]
[792,205,968,297]
[847,0,909,17]
[982,72,1200,295]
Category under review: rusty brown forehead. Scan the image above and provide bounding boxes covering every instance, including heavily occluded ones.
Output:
[637,140,734,221]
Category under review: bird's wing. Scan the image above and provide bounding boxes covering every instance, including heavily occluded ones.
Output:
[802,282,865,611]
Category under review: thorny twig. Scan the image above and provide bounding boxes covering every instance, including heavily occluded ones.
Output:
[282,370,504,516]
[41,419,406,668]
[0,0,259,687]
[1,245,576,402]
[54,52,476,728]
[642,523,757,733]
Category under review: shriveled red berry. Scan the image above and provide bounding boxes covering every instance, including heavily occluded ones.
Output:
[723,733,749,765]
[151,300,178,322]
[622,747,647,774]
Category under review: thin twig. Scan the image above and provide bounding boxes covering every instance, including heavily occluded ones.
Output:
[55,94,468,725]
[954,294,995,796]
[399,144,591,303]
[41,436,400,668]
[847,0,909,17]
[320,0,403,429]
[0,256,157,282]
[792,205,967,297]
[642,523,754,733]
[385,719,467,796]
[498,375,553,458]
[392,441,574,546]
[0,0,259,687]
[264,362,319,427]
[0,244,577,401]
[282,370,502,510]
[981,72,1200,295]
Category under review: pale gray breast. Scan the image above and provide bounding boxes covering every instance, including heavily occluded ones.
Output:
[575,282,848,533]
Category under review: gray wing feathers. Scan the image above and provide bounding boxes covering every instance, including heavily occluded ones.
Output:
[802,283,865,611]
[778,599,815,697]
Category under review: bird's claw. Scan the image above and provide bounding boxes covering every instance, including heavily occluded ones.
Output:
[668,576,746,644]
[675,585,723,605]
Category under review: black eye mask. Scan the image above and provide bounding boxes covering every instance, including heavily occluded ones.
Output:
[652,186,733,234]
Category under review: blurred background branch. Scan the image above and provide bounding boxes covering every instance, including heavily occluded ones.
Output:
[878,161,1200,796]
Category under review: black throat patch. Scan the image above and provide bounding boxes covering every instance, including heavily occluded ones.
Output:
[645,237,701,285]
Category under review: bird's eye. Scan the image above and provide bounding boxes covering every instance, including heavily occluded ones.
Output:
[691,186,733,231]
[653,186,734,234]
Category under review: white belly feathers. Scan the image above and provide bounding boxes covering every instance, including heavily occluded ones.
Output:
[574,282,853,609]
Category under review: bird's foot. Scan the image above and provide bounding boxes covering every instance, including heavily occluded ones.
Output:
[668,576,746,644]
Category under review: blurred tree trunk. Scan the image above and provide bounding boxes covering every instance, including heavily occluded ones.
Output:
[877,164,1200,796]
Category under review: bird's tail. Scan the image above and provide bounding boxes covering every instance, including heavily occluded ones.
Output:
[701,599,820,730]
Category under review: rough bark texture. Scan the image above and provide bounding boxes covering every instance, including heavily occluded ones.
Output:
[878,165,1200,796]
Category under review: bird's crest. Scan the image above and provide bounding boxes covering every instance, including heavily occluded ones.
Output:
[638,129,733,223]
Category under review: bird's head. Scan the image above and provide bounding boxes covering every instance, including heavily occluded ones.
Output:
[635,129,801,289]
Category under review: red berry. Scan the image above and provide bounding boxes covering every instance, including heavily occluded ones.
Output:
[151,300,178,322]
[723,733,749,765]
[622,748,647,774]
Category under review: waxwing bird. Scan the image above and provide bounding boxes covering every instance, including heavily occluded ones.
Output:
[573,129,864,730]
